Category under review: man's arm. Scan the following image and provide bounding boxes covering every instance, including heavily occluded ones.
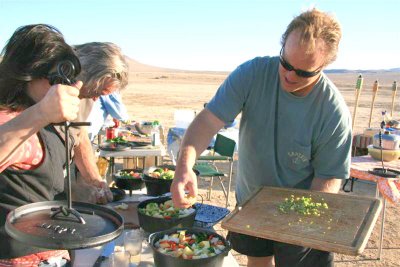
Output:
[73,127,112,203]
[171,109,225,207]
[310,177,342,193]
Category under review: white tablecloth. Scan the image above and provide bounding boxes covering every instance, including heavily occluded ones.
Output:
[99,145,166,158]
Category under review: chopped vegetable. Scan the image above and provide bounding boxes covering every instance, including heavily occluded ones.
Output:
[148,167,175,180]
[139,199,195,219]
[278,195,329,216]
[154,230,226,259]
[106,136,128,144]
[118,170,142,179]
[114,203,128,210]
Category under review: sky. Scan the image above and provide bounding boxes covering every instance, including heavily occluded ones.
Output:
[0,0,399,72]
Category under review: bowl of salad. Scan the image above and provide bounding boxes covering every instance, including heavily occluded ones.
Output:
[113,168,145,195]
[137,196,197,233]
[142,165,176,196]
[149,227,231,267]
[143,165,199,196]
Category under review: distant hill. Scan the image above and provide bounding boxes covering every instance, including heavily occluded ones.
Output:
[125,56,400,75]
[125,56,174,73]
[125,56,229,75]
[325,68,400,74]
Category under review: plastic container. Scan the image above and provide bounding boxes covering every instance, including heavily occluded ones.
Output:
[106,127,116,140]
[174,110,195,129]
[368,145,400,162]
[151,122,161,146]
[193,203,230,228]
[372,131,400,150]
[113,118,120,128]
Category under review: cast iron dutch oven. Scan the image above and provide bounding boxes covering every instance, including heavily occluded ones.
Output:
[113,168,145,196]
[149,227,231,267]
[142,165,199,196]
[137,196,196,233]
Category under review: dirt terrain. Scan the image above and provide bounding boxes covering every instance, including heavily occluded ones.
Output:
[122,58,400,266]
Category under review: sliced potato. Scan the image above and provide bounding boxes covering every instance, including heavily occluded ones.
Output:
[183,246,194,256]
[199,240,210,248]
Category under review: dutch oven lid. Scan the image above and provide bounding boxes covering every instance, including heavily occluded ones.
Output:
[5,200,124,250]
[368,168,400,179]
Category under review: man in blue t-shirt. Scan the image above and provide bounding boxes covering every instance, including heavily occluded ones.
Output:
[171,8,352,267]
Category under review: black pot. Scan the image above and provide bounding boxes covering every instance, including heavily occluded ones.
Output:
[149,227,231,267]
[143,165,176,196]
[143,165,199,196]
[113,168,145,196]
[137,196,196,233]
[110,187,126,202]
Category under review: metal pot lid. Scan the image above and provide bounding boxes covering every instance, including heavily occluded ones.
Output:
[368,168,400,179]
[5,200,124,250]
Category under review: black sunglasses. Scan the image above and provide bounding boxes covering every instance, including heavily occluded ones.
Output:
[279,47,322,78]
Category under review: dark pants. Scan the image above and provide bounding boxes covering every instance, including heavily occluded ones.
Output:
[227,231,334,267]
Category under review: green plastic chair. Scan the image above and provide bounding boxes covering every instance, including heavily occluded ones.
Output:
[194,133,236,207]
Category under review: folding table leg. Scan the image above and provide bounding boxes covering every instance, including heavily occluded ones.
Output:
[105,157,115,184]
[377,198,386,260]
[375,183,386,260]
[110,157,115,175]
[226,161,234,208]
[207,177,214,200]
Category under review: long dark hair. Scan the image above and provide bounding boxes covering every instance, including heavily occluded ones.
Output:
[0,24,81,111]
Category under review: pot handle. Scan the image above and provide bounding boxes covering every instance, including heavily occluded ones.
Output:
[196,194,204,206]
[148,232,157,244]
[223,239,232,256]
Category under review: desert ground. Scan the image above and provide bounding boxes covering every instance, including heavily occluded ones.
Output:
[121,59,400,266]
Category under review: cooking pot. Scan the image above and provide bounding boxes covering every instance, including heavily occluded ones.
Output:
[149,227,231,267]
[373,131,400,150]
[113,168,145,196]
[137,196,196,233]
[143,165,199,196]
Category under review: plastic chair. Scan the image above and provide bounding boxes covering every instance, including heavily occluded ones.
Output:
[194,133,236,207]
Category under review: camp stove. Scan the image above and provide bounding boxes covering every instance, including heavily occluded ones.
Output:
[369,111,400,178]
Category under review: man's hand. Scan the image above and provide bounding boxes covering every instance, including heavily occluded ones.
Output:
[94,180,113,204]
[170,166,198,208]
[71,177,113,204]
[37,81,83,123]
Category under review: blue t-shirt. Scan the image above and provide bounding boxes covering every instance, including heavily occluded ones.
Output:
[207,56,352,204]
[87,92,130,141]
